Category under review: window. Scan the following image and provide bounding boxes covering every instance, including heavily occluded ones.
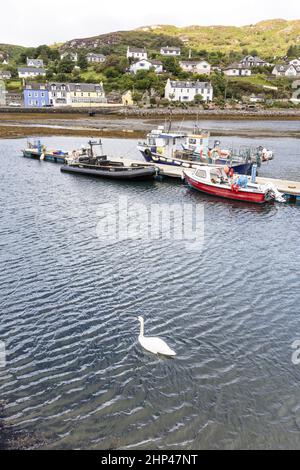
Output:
[195,169,207,178]
[28,92,32,97]
[41,92,45,98]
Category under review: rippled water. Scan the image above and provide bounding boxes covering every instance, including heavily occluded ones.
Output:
[0,127,300,449]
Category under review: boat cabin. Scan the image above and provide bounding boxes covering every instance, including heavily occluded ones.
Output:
[183,132,210,154]
[144,126,186,158]
[194,166,229,184]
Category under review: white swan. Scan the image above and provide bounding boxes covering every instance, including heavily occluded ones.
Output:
[138,316,176,356]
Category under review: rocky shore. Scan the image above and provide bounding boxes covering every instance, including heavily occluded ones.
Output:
[0,109,300,139]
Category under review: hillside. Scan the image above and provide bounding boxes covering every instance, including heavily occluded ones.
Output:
[61,19,300,58]
[0,43,25,60]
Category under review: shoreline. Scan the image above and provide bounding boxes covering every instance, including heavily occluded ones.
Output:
[1,107,300,120]
[0,110,300,139]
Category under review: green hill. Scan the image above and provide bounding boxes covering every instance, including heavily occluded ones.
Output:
[61,19,300,59]
[138,20,300,57]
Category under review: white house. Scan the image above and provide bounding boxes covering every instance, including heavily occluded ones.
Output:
[27,58,44,68]
[289,58,300,67]
[48,82,70,106]
[86,53,106,63]
[223,63,252,76]
[272,64,300,77]
[160,46,181,56]
[0,71,11,79]
[130,59,163,74]
[60,51,78,62]
[126,47,147,60]
[179,60,211,75]
[165,78,213,102]
[18,67,46,78]
[240,55,271,67]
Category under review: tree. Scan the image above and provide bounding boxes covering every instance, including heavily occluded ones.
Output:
[78,53,88,70]
[132,91,143,104]
[194,94,204,105]
[58,58,74,74]
[161,57,181,75]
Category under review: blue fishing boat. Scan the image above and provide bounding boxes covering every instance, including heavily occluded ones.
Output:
[137,126,273,175]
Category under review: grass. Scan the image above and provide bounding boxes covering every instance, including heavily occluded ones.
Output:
[5,79,22,92]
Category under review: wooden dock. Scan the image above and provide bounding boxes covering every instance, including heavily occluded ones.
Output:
[256,177,300,202]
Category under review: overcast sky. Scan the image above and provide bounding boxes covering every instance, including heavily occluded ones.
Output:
[2,0,300,46]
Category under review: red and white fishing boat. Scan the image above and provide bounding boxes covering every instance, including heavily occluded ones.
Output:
[183,166,282,204]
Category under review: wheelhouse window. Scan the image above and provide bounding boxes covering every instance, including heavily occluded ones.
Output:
[195,169,207,178]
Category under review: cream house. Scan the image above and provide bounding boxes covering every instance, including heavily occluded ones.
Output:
[68,82,107,107]
[179,60,211,75]
[122,90,133,106]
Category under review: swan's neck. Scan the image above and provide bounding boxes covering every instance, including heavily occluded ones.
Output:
[139,320,144,338]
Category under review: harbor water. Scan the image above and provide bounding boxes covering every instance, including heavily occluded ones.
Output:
[0,126,300,449]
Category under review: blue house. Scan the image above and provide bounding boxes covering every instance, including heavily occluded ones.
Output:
[24,83,50,107]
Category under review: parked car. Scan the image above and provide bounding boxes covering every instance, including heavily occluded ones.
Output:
[8,102,22,107]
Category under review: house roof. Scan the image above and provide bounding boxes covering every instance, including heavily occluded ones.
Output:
[273,64,300,73]
[128,46,147,53]
[24,82,48,90]
[241,55,267,63]
[0,70,11,76]
[180,60,210,66]
[68,82,104,92]
[87,53,105,58]
[161,46,181,51]
[224,63,251,70]
[27,58,44,65]
[169,80,212,89]
[18,67,46,73]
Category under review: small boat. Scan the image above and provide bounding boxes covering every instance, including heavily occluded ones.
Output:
[22,140,69,163]
[61,140,156,181]
[61,159,156,180]
[183,166,281,204]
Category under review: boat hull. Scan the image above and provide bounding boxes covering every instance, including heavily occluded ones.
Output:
[22,150,66,163]
[184,172,267,204]
[139,149,252,175]
[60,165,156,180]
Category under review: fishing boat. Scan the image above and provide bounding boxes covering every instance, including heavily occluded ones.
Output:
[183,166,284,204]
[61,140,156,181]
[137,126,273,175]
[22,140,70,163]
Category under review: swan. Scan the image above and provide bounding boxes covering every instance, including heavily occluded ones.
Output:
[138,316,176,356]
